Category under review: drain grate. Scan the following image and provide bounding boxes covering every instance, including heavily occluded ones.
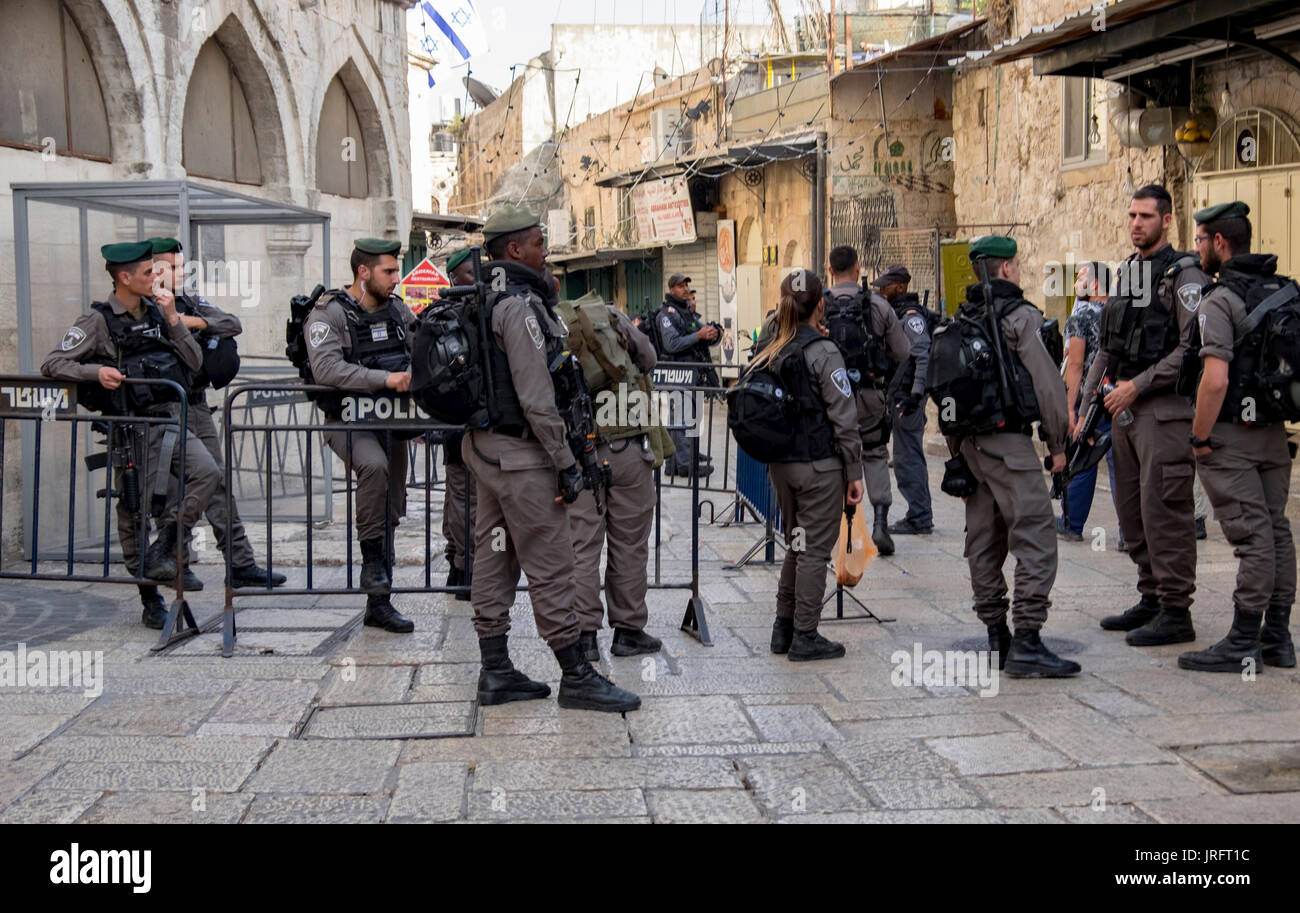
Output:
[300,700,476,740]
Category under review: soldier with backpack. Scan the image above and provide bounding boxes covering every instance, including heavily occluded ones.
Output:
[929,236,1079,677]
[557,292,671,661]
[301,238,418,634]
[1179,201,1296,672]
[438,249,477,601]
[734,269,864,662]
[825,245,910,555]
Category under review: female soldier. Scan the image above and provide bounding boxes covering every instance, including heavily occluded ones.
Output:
[751,270,865,661]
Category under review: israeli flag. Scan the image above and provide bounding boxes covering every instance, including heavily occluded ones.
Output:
[420,1,489,87]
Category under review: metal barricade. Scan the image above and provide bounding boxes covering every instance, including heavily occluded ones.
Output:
[0,375,209,650]
[219,382,712,657]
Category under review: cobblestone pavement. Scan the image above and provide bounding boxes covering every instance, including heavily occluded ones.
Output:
[2,438,1299,824]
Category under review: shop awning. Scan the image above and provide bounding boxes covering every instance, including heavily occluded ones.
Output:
[548,246,660,270]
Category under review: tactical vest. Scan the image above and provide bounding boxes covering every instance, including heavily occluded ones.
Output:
[927,292,1043,438]
[771,325,839,463]
[1102,246,1198,382]
[83,300,191,414]
[485,280,567,435]
[1182,260,1300,425]
[823,288,895,390]
[656,297,699,362]
[892,293,939,393]
[310,291,410,420]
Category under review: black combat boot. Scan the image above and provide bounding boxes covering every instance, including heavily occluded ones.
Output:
[612,627,662,656]
[1261,604,1295,668]
[228,564,287,588]
[181,565,204,591]
[1126,607,1196,646]
[358,537,391,595]
[770,617,794,654]
[987,621,1011,671]
[1099,595,1159,631]
[1178,608,1263,673]
[554,642,641,712]
[477,635,550,705]
[579,629,600,662]
[788,628,846,662]
[872,504,895,556]
[144,523,182,581]
[444,565,471,602]
[363,594,414,633]
[139,585,167,630]
[1004,629,1081,678]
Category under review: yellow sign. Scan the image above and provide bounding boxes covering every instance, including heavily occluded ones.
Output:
[940,240,977,317]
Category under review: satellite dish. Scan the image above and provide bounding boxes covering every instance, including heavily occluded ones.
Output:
[464,76,499,108]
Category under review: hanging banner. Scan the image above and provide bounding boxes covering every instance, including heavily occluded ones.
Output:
[716,219,738,369]
[401,258,451,312]
[631,177,697,244]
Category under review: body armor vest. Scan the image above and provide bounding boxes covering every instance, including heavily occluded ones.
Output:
[1102,245,1197,382]
[771,325,838,463]
[86,300,190,414]
[485,281,567,434]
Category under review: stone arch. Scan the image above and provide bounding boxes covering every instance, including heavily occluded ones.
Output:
[783,240,800,268]
[310,56,396,201]
[739,215,761,264]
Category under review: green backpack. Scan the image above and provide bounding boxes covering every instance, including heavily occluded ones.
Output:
[554,292,673,468]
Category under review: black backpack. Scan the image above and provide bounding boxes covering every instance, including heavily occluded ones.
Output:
[823,289,892,391]
[196,333,240,390]
[410,295,492,426]
[727,332,831,464]
[285,284,327,387]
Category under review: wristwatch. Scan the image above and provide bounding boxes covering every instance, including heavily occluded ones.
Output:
[1189,433,1212,449]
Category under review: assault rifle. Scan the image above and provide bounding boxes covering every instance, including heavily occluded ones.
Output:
[550,349,612,514]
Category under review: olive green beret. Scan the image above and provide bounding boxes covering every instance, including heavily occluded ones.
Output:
[148,236,182,255]
[1193,201,1250,224]
[354,237,402,256]
[968,235,1018,261]
[446,249,473,273]
[101,240,154,265]
[482,204,540,243]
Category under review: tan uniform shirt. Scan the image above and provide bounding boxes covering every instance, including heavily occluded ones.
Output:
[180,293,242,338]
[493,291,576,471]
[303,291,417,393]
[1005,303,1069,455]
[42,292,203,381]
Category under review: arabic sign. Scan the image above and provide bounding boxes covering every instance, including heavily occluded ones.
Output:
[631,178,697,244]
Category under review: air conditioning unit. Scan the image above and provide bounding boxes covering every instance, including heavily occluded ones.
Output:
[650,107,684,160]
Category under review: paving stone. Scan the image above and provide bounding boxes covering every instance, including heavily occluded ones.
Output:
[835,712,1020,740]
[635,672,832,697]
[1176,742,1300,794]
[927,732,1074,776]
[28,735,274,764]
[0,789,101,823]
[198,680,319,738]
[1054,803,1155,824]
[646,789,765,823]
[1125,711,1300,748]
[741,753,874,816]
[245,740,401,794]
[828,737,956,780]
[1007,705,1173,766]
[746,704,841,742]
[862,778,982,810]
[62,694,225,738]
[1073,691,1161,718]
[42,761,257,792]
[319,664,414,704]
[303,702,475,739]
[400,734,634,762]
[0,715,70,758]
[633,741,827,758]
[467,788,647,821]
[76,790,252,824]
[388,762,468,822]
[0,694,97,715]
[0,755,59,810]
[1135,792,1300,824]
[627,696,757,744]
[168,630,338,657]
[413,663,481,685]
[471,757,741,792]
[777,809,1004,824]
[970,764,1217,809]
[244,794,389,824]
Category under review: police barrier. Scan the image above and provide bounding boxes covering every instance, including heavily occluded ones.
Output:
[218,382,711,657]
[0,375,208,650]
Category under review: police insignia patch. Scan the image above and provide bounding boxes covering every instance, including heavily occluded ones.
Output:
[907,315,926,335]
[831,367,852,399]
[1178,285,1202,313]
[526,315,544,349]
[60,327,86,351]
[308,322,330,348]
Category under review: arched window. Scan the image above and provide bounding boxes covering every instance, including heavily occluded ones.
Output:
[182,39,263,184]
[1202,108,1300,174]
[0,1,110,159]
[783,241,800,268]
[317,76,371,198]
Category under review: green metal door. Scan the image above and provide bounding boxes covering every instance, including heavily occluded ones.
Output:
[624,256,662,317]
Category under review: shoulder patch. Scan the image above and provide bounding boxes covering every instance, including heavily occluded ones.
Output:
[60,326,86,351]
[907,314,926,335]
[196,295,215,309]
[525,315,544,349]
[307,322,330,348]
[659,314,673,328]
[831,367,852,399]
[665,306,676,313]
[1178,284,1202,313]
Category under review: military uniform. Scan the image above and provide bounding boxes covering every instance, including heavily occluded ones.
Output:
[40,241,221,627]
[1180,201,1296,671]
[1084,240,1209,644]
[304,238,417,633]
[949,237,1079,677]
[888,281,935,535]
[762,316,864,661]
[440,430,476,595]
[654,285,716,477]
[565,305,663,657]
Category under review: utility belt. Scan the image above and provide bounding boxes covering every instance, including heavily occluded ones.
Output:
[490,424,534,441]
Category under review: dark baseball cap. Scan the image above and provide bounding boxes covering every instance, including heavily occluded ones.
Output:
[667,273,692,288]
[871,265,912,287]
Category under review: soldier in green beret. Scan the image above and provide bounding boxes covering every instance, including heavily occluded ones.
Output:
[40,241,223,628]
[938,235,1079,676]
[305,237,418,633]
[437,246,478,600]
[1180,201,1296,671]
